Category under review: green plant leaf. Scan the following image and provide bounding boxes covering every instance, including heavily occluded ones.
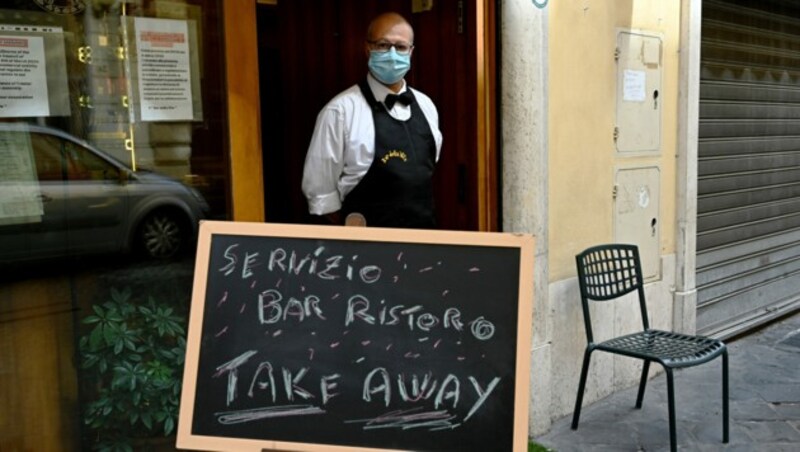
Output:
[141,412,153,430]
[82,314,102,325]
[89,325,105,349]
[110,286,131,303]
[81,287,189,447]
[92,303,107,316]
[82,353,100,369]
[164,416,175,436]
[103,323,117,346]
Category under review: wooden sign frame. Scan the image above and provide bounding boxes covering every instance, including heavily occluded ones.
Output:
[178,221,534,451]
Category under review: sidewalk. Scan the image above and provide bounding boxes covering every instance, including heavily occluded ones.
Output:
[535,312,800,451]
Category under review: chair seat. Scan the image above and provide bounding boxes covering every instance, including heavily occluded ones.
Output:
[596,329,725,368]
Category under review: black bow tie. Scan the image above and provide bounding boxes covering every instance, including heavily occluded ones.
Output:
[384,91,414,109]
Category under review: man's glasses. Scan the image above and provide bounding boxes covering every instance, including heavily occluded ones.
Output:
[367,40,414,55]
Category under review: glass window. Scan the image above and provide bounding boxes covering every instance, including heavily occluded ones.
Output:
[31,133,64,181]
[64,141,120,181]
[0,2,229,450]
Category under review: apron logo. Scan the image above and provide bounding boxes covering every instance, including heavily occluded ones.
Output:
[381,149,408,164]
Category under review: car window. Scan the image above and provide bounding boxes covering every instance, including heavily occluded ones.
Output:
[31,133,65,182]
[64,141,120,181]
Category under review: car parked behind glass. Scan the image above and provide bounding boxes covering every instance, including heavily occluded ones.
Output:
[0,124,209,264]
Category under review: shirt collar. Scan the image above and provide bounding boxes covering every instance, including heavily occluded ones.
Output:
[366,73,407,103]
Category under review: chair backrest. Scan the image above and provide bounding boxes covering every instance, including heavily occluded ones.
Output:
[575,244,650,343]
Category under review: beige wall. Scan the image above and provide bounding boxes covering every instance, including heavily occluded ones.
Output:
[549,0,680,281]
[545,0,683,429]
[501,0,687,436]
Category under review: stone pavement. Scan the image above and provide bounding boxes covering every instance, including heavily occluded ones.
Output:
[535,312,800,451]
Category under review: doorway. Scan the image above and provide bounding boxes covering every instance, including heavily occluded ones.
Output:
[256,0,496,231]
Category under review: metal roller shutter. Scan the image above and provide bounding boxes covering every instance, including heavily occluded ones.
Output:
[698,0,800,337]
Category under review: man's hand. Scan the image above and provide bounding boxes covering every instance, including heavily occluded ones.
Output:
[324,211,342,225]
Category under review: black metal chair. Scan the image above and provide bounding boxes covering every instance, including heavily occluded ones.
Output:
[571,244,728,452]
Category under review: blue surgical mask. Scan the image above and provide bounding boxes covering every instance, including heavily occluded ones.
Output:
[368,47,411,85]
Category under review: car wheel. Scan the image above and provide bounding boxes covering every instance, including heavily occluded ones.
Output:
[137,210,186,259]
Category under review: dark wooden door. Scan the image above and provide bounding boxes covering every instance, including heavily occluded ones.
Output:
[257,0,482,230]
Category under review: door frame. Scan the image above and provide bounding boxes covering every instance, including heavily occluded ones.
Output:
[476,0,498,231]
[224,0,498,230]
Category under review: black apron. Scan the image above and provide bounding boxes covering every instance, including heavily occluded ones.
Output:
[342,80,437,228]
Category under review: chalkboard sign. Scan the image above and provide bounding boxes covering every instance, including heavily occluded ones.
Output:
[178,221,534,452]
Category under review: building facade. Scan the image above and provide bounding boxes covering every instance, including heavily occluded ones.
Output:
[1,0,797,449]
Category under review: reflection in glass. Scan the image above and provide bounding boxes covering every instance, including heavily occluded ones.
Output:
[0,2,228,450]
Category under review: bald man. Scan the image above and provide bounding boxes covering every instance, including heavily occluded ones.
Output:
[301,12,443,228]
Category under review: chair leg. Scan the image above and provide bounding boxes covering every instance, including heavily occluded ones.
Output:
[666,368,677,452]
[635,360,650,408]
[722,349,729,443]
[571,348,593,430]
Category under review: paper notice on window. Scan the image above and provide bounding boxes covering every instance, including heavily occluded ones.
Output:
[623,69,646,102]
[0,131,43,225]
[135,17,193,121]
[0,35,50,117]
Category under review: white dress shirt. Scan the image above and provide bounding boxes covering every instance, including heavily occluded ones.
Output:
[301,74,443,216]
